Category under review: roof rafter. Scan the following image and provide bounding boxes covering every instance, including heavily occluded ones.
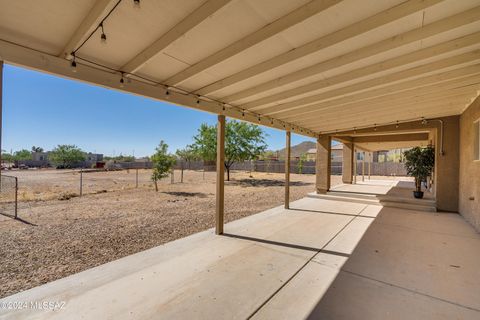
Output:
[222,5,480,103]
[244,32,480,109]
[278,69,480,121]
[164,0,342,85]
[297,87,477,127]
[121,0,232,74]
[194,0,444,95]
[353,133,429,143]
[310,103,471,132]
[256,48,480,115]
[305,96,475,130]
[60,0,118,58]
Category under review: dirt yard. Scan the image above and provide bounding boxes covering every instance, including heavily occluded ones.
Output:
[0,169,321,298]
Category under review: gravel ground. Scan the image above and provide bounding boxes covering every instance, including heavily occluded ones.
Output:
[0,169,321,298]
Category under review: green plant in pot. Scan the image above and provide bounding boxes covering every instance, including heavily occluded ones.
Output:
[403,146,435,199]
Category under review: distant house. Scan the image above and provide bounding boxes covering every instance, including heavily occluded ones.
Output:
[85,153,103,162]
[31,152,49,162]
[306,144,343,161]
[24,151,104,168]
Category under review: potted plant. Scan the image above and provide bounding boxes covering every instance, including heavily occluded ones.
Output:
[403,146,435,199]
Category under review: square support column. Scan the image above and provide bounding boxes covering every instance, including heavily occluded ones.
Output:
[316,135,331,194]
[368,152,372,180]
[0,61,2,190]
[215,115,225,235]
[353,147,357,184]
[342,142,354,184]
[285,131,291,209]
[362,151,365,182]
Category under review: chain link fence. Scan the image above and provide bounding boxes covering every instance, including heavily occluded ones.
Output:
[0,175,18,219]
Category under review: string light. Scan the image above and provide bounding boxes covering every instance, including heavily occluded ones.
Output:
[133,0,140,9]
[120,73,125,87]
[421,117,428,125]
[100,23,107,44]
[396,121,399,129]
[165,90,170,99]
[374,124,377,131]
[70,53,77,72]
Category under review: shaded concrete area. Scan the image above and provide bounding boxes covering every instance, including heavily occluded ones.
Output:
[331,178,434,200]
[1,198,479,319]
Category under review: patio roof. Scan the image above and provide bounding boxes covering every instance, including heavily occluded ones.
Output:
[1,0,480,135]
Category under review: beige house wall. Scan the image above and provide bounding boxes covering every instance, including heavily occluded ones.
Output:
[459,97,480,232]
[435,116,460,213]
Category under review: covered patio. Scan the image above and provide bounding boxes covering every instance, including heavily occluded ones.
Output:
[2,196,479,319]
[1,0,480,318]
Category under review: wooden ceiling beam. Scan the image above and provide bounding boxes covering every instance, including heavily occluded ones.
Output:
[273,67,480,120]
[222,5,480,103]
[121,0,232,74]
[297,90,475,126]
[61,0,118,59]
[281,75,480,122]
[305,99,471,131]
[244,32,480,109]
[195,0,444,95]
[164,0,341,86]
[256,49,480,115]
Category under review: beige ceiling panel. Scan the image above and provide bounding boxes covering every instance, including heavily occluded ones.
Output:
[423,0,480,24]
[277,0,405,49]
[75,0,205,69]
[181,35,295,91]
[161,0,309,71]
[0,0,95,55]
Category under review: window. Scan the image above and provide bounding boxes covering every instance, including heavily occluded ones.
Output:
[475,119,480,161]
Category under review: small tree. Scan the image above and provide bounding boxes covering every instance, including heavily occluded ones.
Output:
[259,150,276,174]
[192,120,267,181]
[49,145,85,168]
[297,153,307,174]
[403,146,435,193]
[12,149,32,166]
[1,151,14,164]
[151,141,176,191]
[176,145,198,182]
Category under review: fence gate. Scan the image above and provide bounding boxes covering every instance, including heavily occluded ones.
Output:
[0,175,18,218]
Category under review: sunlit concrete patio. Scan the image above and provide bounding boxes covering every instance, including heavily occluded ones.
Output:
[2,195,479,320]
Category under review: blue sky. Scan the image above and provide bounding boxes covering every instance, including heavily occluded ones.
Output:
[2,64,314,157]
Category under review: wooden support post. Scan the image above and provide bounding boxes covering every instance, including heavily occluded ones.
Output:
[362,151,365,182]
[79,169,83,196]
[368,152,371,180]
[216,115,225,235]
[285,131,291,209]
[353,147,357,184]
[14,177,18,219]
[136,168,139,188]
[342,142,354,184]
[316,135,331,194]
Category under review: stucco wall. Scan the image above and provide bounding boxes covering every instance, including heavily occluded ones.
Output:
[435,116,460,212]
[459,97,480,232]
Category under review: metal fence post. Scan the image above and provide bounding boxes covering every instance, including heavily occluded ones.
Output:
[79,169,83,196]
[14,176,18,219]
[136,168,139,188]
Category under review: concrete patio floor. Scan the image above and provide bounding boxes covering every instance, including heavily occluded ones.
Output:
[331,178,435,200]
[1,197,479,319]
